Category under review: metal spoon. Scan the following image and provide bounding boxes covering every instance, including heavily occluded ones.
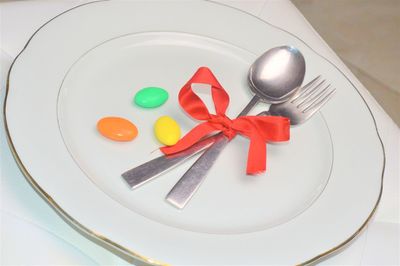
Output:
[166,45,306,209]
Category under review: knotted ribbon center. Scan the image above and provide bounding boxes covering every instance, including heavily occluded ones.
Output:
[160,67,290,174]
[208,114,236,140]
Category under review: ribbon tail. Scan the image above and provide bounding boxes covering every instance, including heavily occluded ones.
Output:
[161,122,218,155]
[250,116,290,141]
[246,134,267,175]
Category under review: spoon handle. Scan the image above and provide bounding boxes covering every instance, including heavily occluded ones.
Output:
[121,133,221,189]
[236,95,260,116]
[166,95,260,208]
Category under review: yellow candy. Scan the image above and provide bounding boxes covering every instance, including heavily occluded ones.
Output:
[154,116,181,146]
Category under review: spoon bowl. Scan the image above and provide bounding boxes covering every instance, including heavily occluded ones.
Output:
[248,46,305,104]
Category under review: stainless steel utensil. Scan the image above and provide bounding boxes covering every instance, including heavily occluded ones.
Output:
[166,76,335,208]
[122,46,305,189]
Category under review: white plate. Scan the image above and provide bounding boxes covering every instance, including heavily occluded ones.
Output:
[4,1,384,264]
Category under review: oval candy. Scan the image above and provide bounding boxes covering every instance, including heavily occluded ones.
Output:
[97,117,138,141]
[154,116,181,146]
[134,87,168,108]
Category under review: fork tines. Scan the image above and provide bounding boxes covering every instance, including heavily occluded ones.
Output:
[292,76,336,114]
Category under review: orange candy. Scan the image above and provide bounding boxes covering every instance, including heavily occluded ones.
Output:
[97,117,138,141]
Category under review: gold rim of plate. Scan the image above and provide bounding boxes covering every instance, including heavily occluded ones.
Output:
[2,1,385,265]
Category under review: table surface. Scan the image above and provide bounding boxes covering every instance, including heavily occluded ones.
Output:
[1,1,399,265]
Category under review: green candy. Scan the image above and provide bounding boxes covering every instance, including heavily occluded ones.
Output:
[134,87,169,108]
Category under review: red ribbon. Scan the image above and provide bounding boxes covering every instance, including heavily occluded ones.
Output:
[161,67,290,174]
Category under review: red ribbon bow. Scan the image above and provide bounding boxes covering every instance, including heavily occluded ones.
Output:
[161,67,290,174]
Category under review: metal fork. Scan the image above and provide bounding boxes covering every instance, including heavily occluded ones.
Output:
[166,76,336,208]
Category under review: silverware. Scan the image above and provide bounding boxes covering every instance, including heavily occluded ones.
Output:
[122,46,305,189]
[166,76,335,208]
[121,76,333,193]
[165,46,307,208]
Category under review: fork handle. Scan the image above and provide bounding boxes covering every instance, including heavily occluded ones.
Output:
[165,135,230,208]
[165,110,272,208]
[165,96,261,208]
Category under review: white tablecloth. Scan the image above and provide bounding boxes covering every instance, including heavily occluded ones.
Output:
[1,1,399,265]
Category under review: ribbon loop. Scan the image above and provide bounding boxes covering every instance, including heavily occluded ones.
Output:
[161,67,290,174]
[178,67,229,120]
